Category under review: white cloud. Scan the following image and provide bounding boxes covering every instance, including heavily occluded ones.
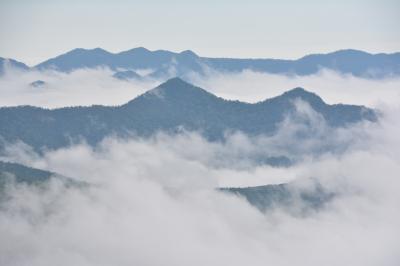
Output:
[0,68,400,265]
[0,106,399,265]
[0,67,160,108]
[189,69,400,107]
[2,67,400,109]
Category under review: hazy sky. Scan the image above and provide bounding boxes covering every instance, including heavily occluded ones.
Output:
[0,0,399,66]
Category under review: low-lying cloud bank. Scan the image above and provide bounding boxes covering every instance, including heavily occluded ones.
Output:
[0,67,160,108]
[0,104,399,265]
[1,66,400,108]
[189,69,400,107]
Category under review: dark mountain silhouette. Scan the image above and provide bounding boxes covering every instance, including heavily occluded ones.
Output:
[221,180,335,213]
[29,80,46,87]
[0,78,376,152]
[25,48,400,78]
[112,70,142,80]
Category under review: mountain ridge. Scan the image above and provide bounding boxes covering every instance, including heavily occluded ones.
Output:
[2,48,399,78]
[0,78,376,152]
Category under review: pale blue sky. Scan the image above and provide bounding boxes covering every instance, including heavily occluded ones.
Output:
[1,0,399,65]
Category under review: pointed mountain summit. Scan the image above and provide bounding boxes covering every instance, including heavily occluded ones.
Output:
[0,78,376,151]
[136,77,217,101]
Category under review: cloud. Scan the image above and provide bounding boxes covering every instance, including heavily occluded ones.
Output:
[0,103,399,265]
[0,67,400,265]
[189,69,400,107]
[0,67,160,108]
[1,66,400,109]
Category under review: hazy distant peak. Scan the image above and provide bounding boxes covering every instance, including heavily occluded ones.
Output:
[0,57,29,75]
[330,49,371,55]
[179,50,198,57]
[67,47,111,55]
[298,49,373,61]
[152,77,207,96]
[118,47,151,55]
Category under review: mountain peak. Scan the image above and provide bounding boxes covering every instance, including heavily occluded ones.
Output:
[284,87,309,95]
[160,77,192,87]
[266,87,324,105]
[179,50,198,57]
[127,77,216,105]
[68,47,110,55]
[0,57,29,75]
[119,47,151,55]
[151,77,203,97]
[329,49,371,56]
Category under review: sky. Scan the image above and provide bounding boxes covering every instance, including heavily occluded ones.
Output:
[0,0,399,66]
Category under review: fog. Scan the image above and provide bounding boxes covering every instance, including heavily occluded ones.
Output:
[0,67,399,265]
[0,67,159,108]
[189,69,400,107]
[1,66,400,108]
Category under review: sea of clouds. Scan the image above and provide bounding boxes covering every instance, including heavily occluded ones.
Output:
[0,66,399,265]
[1,65,400,108]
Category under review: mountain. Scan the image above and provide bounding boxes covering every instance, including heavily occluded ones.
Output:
[0,78,376,152]
[0,161,54,185]
[35,47,204,75]
[206,49,400,78]
[112,70,142,81]
[221,180,335,213]
[0,160,331,214]
[0,161,87,195]
[29,80,46,87]
[0,57,29,75]
[30,48,400,78]
[0,161,82,189]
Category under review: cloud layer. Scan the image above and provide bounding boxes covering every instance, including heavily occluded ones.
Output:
[1,67,400,108]
[0,67,159,108]
[0,105,399,265]
[190,69,400,107]
[0,67,399,265]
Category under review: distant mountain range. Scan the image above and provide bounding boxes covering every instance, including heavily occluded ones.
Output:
[0,78,376,154]
[1,48,399,78]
